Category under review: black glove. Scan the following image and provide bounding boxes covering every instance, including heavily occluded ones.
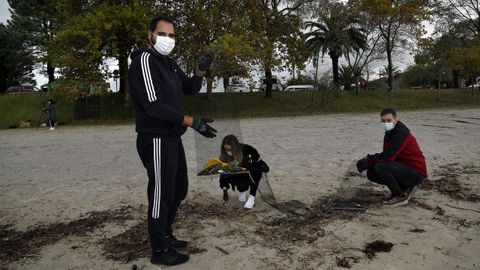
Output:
[223,189,229,203]
[258,159,270,173]
[192,117,217,138]
[198,53,214,72]
[356,157,369,173]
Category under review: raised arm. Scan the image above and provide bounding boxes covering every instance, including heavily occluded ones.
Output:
[174,53,213,95]
[174,62,204,95]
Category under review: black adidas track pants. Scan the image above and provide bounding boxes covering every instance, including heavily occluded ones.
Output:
[136,134,188,250]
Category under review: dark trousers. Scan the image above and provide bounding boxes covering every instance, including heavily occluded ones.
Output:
[220,171,261,196]
[136,134,188,250]
[48,119,55,127]
[367,162,424,197]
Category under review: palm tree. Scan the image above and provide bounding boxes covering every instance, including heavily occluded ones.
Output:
[305,2,367,86]
[339,65,360,91]
[379,65,400,79]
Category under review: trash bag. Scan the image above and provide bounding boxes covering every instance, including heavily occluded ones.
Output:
[257,173,276,205]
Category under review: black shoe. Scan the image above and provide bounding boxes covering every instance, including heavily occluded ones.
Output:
[168,235,189,248]
[150,248,189,266]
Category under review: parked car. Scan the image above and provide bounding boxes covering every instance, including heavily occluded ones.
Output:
[225,83,247,93]
[283,84,315,91]
[6,86,40,95]
[467,83,479,90]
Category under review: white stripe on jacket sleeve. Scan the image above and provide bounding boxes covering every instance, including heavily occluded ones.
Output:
[140,52,157,102]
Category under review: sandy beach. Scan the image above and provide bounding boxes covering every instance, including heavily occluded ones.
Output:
[1,109,479,270]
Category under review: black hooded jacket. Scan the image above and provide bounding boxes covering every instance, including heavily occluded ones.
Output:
[128,48,203,137]
[45,102,56,120]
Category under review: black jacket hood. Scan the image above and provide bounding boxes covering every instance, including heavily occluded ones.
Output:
[130,48,150,60]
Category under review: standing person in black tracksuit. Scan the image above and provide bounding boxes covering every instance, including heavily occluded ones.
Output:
[44,99,56,130]
[218,135,270,209]
[128,15,216,266]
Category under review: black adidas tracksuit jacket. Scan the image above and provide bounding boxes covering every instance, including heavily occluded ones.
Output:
[128,48,203,250]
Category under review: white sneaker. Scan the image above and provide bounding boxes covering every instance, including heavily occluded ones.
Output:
[243,195,255,209]
[238,191,247,202]
[49,127,55,131]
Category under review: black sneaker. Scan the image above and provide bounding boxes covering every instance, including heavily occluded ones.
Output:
[169,235,188,248]
[150,248,189,266]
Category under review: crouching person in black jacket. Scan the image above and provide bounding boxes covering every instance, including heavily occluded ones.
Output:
[218,135,269,209]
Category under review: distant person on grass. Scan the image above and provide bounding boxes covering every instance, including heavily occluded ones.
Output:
[356,108,427,206]
[43,99,56,130]
[128,15,215,266]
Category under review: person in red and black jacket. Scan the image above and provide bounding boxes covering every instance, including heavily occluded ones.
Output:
[356,108,427,206]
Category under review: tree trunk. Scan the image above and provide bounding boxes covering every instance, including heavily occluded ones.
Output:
[265,69,273,98]
[47,61,55,83]
[118,54,129,105]
[330,52,340,86]
[386,43,393,92]
[206,77,213,100]
[437,70,441,101]
[312,55,319,101]
[366,64,370,90]
[292,62,296,85]
[355,76,359,95]
[223,76,229,92]
[452,69,459,88]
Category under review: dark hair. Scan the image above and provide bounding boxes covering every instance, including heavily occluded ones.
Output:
[380,108,397,118]
[149,15,175,32]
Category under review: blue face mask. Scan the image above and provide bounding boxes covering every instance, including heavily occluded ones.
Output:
[381,122,395,132]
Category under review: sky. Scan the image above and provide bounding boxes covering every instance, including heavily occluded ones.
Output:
[0,1,434,92]
[0,1,10,23]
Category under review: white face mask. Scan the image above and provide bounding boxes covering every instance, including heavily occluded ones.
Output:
[226,150,233,156]
[381,122,395,132]
[152,36,175,56]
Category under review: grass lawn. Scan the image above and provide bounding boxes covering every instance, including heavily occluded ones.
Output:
[0,88,479,129]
